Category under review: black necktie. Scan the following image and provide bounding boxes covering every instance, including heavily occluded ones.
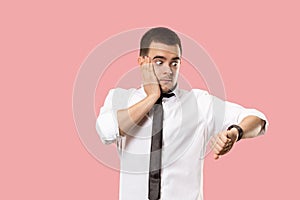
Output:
[148,92,175,200]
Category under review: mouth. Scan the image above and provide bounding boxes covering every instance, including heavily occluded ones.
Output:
[159,78,172,82]
[159,80,172,85]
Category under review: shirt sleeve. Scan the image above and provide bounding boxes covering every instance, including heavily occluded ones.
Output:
[199,91,269,138]
[96,89,120,144]
[220,99,269,135]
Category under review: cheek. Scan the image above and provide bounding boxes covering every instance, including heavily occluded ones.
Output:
[172,67,179,76]
[153,66,163,75]
[153,67,158,76]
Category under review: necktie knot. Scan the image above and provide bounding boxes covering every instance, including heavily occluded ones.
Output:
[161,92,175,98]
[156,93,175,104]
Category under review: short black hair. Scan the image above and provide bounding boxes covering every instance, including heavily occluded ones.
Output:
[139,27,182,56]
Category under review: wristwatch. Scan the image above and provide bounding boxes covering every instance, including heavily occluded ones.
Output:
[227,125,244,142]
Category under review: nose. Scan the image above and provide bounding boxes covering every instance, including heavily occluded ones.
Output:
[161,65,172,75]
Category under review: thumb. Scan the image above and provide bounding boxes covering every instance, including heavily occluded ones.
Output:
[227,130,234,138]
[227,130,237,139]
[214,153,219,160]
[227,130,238,144]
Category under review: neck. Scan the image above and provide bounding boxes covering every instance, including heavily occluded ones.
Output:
[162,83,177,94]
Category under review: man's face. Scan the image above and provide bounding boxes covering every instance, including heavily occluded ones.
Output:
[146,41,181,93]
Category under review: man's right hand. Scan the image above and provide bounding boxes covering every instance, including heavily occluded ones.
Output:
[139,56,161,99]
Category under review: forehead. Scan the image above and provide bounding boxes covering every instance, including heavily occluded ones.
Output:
[148,42,181,58]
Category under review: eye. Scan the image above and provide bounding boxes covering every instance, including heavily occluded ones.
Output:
[171,62,179,67]
[155,60,163,65]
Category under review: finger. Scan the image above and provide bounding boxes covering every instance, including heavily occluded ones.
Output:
[139,56,145,67]
[143,56,148,65]
[220,146,230,154]
[217,142,231,155]
[146,56,150,64]
[216,136,226,148]
[145,57,152,70]
[210,136,221,148]
[212,142,223,155]
[209,136,217,148]
[142,57,152,72]
[214,153,219,160]
[221,140,233,152]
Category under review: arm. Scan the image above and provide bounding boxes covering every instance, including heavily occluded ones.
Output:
[117,95,158,136]
[117,56,160,136]
[237,115,266,139]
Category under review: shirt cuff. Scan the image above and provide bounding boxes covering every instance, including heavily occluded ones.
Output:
[96,109,120,144]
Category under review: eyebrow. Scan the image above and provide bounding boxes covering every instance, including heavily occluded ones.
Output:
[152,56,181,61]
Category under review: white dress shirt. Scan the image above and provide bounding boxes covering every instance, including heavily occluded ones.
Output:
[96,86,268,200]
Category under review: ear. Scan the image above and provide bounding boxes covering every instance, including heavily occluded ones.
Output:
[138,56,144,65]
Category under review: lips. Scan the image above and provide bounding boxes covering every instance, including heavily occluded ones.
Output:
[160,78,172,81]
[160,79,172,81]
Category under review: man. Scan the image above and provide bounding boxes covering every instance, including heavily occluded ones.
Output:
[96,27,268,200]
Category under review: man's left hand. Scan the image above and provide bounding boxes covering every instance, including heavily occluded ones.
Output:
[211,128,239,160]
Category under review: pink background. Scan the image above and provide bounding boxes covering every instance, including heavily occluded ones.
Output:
[1,0,299,199]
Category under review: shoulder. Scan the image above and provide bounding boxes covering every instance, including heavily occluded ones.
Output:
[175,88,214,108]
[178,88,210,99]
[191,88,210,96]
[107,87,140,95]
[106,87,145,101]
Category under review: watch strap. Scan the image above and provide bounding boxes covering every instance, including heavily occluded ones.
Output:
[227,125,244,142]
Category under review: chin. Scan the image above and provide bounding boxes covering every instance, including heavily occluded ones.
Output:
[161,89,170,93]
[161,85,174,93]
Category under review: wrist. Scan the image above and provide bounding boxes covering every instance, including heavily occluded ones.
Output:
[227,125,244,142]
[146,94,160,104]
